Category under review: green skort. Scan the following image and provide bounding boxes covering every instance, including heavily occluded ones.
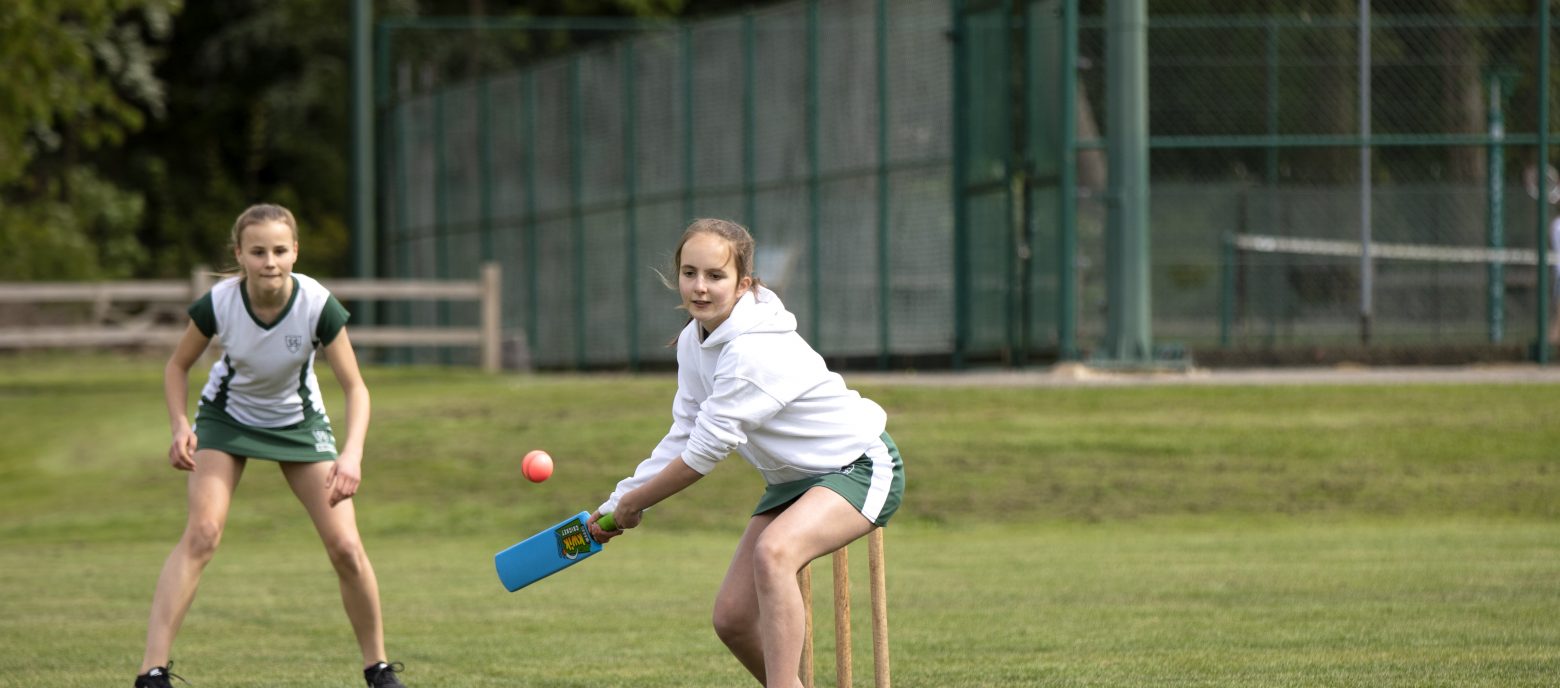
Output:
[194,404,339,463]
[753,432,904,527]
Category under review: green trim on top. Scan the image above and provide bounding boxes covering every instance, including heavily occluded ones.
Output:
[188,291,217,338]
[297,355,321,424]
[203,354,238,413]
[316,295,352,346]
[239,275,302,331]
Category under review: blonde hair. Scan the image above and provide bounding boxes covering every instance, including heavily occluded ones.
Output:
[666,218,762,292]
[663,218,765,345]
[221,203,299,277]
[231,203,299,251]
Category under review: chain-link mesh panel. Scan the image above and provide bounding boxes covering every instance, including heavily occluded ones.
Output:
[888,0,955,356]
[580,46,626,208]
[751,3,813,344]
[531,214,576,367]
[632,198,692,362]
[629,32,685,200]
[1072,1,1552,356]
[383,3,965,368]
[382,2,965,369]
[377,1,1554,368]
[582,208,630,366]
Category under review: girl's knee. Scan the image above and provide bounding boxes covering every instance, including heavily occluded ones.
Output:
[323,537,368,575]
[181,519,225,560]
[751,536,802,579]
[712,601,758,645]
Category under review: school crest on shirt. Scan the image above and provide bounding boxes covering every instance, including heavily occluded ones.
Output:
[285,335,302,353]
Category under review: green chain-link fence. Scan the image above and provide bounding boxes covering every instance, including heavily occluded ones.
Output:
[372,0,1559,369]
[1089,0,1557,362]
[378,1,953,369]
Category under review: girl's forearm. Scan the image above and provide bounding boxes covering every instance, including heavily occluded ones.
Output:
[621,458,704,513]
[338,385,371,456]
[163,365,191,433]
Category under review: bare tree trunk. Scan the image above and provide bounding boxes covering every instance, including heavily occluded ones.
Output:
[1436,0,1485,181]
[469,0,488,77]
[1290,0,1357,184]
[1075,81,1107,191]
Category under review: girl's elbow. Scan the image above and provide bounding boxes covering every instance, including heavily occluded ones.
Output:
[165,357,192,377]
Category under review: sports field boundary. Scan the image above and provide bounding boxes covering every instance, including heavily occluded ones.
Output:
[848,362,1560,387]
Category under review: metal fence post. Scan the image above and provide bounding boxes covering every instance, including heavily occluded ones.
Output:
[682,25,695,222]
[1537,0,1552,365]
[624,39,641,371]
[743,11,757,230]
[351,0,376,328]
[434,86,450,365]
[807,0,822,346]
[1058,0,1078,361]
[479,77,494,263]
[569,56,586,370]
[876,0,891,369]
[522,74,540,367]
[1486,70,1507,345]
[951,0,969,370]
[1102,0,1152,363]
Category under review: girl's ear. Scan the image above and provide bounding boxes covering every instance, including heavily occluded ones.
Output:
[738,275,754,295]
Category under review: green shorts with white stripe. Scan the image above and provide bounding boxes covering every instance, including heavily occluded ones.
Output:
[753,432,904,527]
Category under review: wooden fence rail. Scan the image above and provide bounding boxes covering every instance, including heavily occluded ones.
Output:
[0,264,503,371]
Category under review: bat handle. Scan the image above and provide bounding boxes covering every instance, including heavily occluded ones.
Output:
[597,512,617,532]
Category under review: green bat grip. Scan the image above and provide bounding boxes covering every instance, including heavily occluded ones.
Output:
[597,512,617,532]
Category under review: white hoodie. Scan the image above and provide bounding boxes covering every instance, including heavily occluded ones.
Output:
[599,286,888,515]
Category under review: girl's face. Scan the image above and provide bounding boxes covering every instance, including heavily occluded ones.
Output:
[235,220,298,291]
[679,232,752,333]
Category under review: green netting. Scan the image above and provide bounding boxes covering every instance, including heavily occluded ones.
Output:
[376,0,1559,368]
[382,0,957,368]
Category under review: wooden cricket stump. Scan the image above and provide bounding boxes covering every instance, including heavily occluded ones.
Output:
[798,528,890,688]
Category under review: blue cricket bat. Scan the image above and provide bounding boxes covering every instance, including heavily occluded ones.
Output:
[494,511,617,592]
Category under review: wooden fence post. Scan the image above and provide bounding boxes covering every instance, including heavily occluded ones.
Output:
[481,262,502,372]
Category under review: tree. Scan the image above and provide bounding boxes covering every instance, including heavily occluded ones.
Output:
[0,0,179,279]
[123,0,373,278]
[4,0,796,280]
[124,0,739,279]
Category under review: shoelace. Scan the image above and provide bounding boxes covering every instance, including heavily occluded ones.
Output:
[151,661,190,686]
[367,661,405,686]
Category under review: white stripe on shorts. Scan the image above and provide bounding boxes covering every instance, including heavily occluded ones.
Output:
[860,436,893,523]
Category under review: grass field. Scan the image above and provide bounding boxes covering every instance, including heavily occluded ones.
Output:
[1,353,1558,686]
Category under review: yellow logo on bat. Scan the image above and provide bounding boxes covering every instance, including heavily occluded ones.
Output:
[555,519,593,559]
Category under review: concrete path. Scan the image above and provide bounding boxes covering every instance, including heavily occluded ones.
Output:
[849,363,1560,387]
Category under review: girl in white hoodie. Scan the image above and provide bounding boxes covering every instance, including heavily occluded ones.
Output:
[587,218,904,688]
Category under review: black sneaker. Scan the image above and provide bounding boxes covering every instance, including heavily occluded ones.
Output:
[133,664,187,687]
[364,661,406,688]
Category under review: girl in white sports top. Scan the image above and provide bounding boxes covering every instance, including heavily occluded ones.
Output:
[587,218,905,688]
[134,204,406,688]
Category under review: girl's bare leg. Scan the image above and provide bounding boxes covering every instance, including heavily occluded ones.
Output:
[281,460,386,667]
[140,451,246,673]
[713,513,780,684]
[750,488,875,688]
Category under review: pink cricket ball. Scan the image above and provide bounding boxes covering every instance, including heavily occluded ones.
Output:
[522,449,554,483]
